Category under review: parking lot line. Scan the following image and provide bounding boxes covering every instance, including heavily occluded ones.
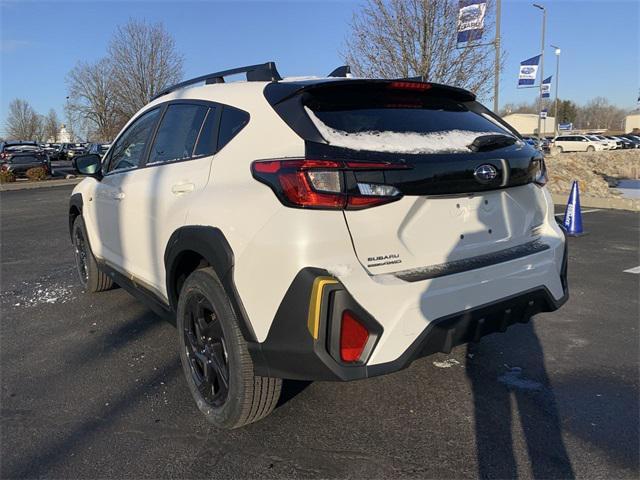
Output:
[623,266,640,274]
[555,208,602,217]
[554,208,602,217]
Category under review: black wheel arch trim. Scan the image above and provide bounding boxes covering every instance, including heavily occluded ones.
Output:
[164,226,257,342]
[68,193,83,240]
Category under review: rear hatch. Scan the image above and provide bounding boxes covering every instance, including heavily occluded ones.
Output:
[265,80,548,277]
[6,146,41,164]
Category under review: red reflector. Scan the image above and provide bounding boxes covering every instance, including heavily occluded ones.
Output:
[340,311,369,363]
[253,161,281,173]
[388,81,432,91]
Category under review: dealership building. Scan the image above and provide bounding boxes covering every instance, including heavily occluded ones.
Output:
[501,113,557,136]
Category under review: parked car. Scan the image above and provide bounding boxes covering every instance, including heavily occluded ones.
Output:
[41,143,64,160]
[87,142,111,157]
[73,143,111,171]
[0,141,49,176]
[586,135,616,150]
[59,143,85,160]
[620,135,640,148]
[553,135,606,153]
[69,62,568,428]
[610,136,636,149]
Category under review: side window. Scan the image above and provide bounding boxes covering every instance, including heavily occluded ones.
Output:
[108,109,160,173]
[148,104,208,164]
[193,107,218,157]
[217,106,250,151]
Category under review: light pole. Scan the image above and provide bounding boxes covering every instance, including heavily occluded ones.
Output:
[551,44,561,136]
[533,3,546,139]
[493,0,502,114]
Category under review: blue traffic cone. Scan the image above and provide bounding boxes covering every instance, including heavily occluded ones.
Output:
[562,180,586,236]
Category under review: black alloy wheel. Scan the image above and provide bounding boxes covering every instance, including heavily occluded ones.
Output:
[73,226,89,286]
[182,292,229,408]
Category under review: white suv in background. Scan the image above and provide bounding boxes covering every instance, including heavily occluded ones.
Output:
[553,135,606,153]
[69,62,568,428]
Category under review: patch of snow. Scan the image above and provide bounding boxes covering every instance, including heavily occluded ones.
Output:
[326,264,352,277]
[305,106,496,154]
[433,358,461,368]
[3,281,75,308]
[497,366,543,391]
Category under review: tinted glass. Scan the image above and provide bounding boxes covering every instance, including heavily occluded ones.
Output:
[148,104,208,164]
[108,108,160,172]
[217,106,250,151]
[193,107,217,157]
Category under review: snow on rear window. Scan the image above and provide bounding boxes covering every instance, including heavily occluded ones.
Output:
[305,107,497,154]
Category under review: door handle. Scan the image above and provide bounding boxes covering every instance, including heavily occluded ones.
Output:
[172,183,195,195]
[111,191,125,200]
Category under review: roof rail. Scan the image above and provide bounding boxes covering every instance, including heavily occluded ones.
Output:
[152,61,282,100]
[327,65,351,78]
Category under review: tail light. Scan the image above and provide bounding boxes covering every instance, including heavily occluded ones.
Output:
[251,159,409,210]
[0,152,8,160]
[340,310,369,363]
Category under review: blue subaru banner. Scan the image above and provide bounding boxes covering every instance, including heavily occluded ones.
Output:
[457,1,487,43]
[541,76,552,98]
[518,55,541,86]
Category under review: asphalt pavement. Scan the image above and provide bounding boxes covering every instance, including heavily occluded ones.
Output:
[1,185,638,479]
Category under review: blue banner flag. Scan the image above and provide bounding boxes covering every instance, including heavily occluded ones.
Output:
[457,1,487,43]
[541,76,552,98]
[518,55,541,87]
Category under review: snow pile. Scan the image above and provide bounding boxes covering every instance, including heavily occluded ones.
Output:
[7,281,76,308]
[305,107,495,154]
[433,358,461,368]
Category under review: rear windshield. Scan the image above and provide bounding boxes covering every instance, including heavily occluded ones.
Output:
[304,87,512,154]
[5,145,38,151]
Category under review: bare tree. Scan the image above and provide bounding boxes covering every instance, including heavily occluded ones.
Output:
[66,58,121,141]
[343,0,503,100]
[5,99,42,140]
[575,97,626,130]
[43,109,61,142]
[108,19,183,119]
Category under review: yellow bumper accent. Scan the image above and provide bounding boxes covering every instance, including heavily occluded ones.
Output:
[307,277,338,339]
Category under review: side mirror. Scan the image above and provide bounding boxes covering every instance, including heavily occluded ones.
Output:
[74,154,103,179]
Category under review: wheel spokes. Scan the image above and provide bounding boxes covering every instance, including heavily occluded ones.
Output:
[182,291,229,406]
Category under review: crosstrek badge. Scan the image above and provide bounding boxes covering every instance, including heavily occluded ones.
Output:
[367,253,402,268]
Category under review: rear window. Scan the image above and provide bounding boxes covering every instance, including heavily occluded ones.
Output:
[148,104,208,164]
[304,86,511,154]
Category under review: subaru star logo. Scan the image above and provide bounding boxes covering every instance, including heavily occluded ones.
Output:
[474,164,498,184]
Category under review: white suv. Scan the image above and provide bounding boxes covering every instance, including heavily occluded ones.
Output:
[553,135,606,153]
[69,62,568,428]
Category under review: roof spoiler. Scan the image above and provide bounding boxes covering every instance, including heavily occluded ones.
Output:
[153,61,282,100]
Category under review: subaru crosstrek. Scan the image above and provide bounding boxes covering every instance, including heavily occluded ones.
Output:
[69,62,568,428]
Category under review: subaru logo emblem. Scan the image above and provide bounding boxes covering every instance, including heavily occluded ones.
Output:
[474,164,498,184]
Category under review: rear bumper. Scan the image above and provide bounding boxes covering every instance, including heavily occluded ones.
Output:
[250,239,568,381]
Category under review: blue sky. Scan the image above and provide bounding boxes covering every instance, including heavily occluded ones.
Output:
[1,0,638,133]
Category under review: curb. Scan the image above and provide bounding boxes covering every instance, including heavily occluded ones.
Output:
[551,193,640,212]
[0,177,83,192]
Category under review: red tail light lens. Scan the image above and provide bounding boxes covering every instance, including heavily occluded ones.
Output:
[388,81,432,91]
[340,310,369,363]
[251,159,409,210]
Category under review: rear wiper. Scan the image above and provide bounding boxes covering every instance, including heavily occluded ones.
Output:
[468,134,517,152]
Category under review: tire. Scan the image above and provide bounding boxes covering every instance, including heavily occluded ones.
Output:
[177,267,281,429]
[587,146,595,152]
[72,215,113,293]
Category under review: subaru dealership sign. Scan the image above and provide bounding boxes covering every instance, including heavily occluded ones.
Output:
[457,1,487,43]
[518,55,541,86]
